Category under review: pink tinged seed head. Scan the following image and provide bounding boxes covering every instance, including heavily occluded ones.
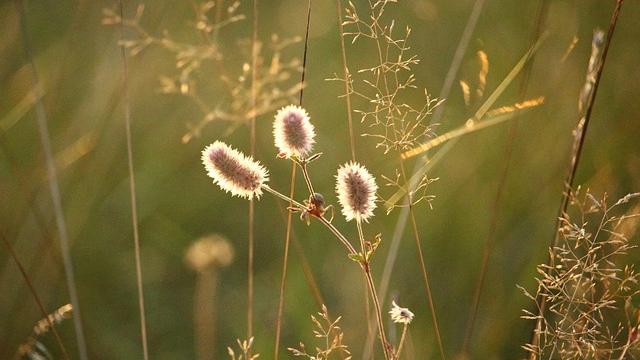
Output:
[335,161,378,222]
[201,141,269,200]
[273,105,316,158]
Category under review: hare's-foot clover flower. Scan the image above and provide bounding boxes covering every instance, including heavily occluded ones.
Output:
[389,301,414,324]
[335,162,378,222]
[273,105,315,158]
[202,141,268,199]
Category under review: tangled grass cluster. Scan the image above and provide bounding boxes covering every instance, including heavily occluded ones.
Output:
[521,189,640,359]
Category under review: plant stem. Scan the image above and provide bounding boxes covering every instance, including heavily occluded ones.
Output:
[395,324,409,360]
[529,1,625,358]
[15,1,88,358]
[274,2,311,357]
[336,0,356,161]
[118,2,150,359]
[398,160,445,360]
[300,160,315,196]
[274,164,296,360]
[264,186,388,358]
[247,0,259,347]
[462,1,548,355]
[357,221,391,360]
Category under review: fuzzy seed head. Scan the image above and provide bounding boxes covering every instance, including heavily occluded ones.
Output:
[202,141,269,199]
[389,301,414,324]
[335,161,378,222]
[273,105,316,158]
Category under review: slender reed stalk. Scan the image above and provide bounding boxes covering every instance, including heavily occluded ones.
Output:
[395,324,408,360]
[274,164,296,360]
[1,231,69,360]
[247,0,259,345]
[528,1,625,358]
[357,221,391,360]
[336,1,374,349]
[118,2,149,359]
[397,160,445,360]
[336,0,356,161]
[461,1,548,355]
[14,1,88,358]
[274,2,311,359]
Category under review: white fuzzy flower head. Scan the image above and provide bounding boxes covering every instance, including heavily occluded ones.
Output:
[273,105,316,158]
[202,141,269,199]
[335,162,378,222]
[389,301,414,324]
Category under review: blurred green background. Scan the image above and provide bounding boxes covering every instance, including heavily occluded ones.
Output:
[1,0,640,359]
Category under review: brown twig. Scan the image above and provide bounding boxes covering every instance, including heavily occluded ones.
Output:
[118,2,150,359]
[274,1,312,358]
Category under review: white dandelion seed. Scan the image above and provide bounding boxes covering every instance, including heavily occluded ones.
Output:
[389,301,414,324]
[201,141,269,199]
[335,162,378,222]
[273,104,316,158]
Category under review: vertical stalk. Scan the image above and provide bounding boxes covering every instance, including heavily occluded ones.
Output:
[119,2,150,359]
[247,0,259,345]
[14,1,88,358]
[397,160,445,360]
[461,1,548,355]
[395,324,409,360]
[273,164,296,360]
[273,1,311,358]
[357,221,391,360]
[529,1,625,358]
[336,0,356,161]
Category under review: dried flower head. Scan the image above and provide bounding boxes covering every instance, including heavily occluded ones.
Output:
[185,234,234,272]
[335,162,378,222]
[389,301,414,324]
[273,105,316,158]
[202,141,269,199]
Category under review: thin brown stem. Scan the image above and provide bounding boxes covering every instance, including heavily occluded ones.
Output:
[14,1,88,358]
[461,1,548,355]
[274,2,311,356]
[529,1,625,358]
[395,324,409,360]
[2,231,69,360]
[119,2,150,359]
[274,164,296,360]
[398,161,445,360]
[300,161,315,196]
[336,0,356,161]
[247,0,259,345]
[357,221,391,360]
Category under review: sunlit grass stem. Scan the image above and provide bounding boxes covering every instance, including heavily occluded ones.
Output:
[15,1,88,358]
[118,2,150,359]
[274,1,312,358]
[529,1,625,358]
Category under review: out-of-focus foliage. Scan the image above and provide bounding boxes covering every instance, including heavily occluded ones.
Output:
[1,1,640,359]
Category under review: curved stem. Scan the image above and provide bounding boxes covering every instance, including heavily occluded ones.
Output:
[274,164,296,360]
[358,221,391,360]
[395,324,409,360]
